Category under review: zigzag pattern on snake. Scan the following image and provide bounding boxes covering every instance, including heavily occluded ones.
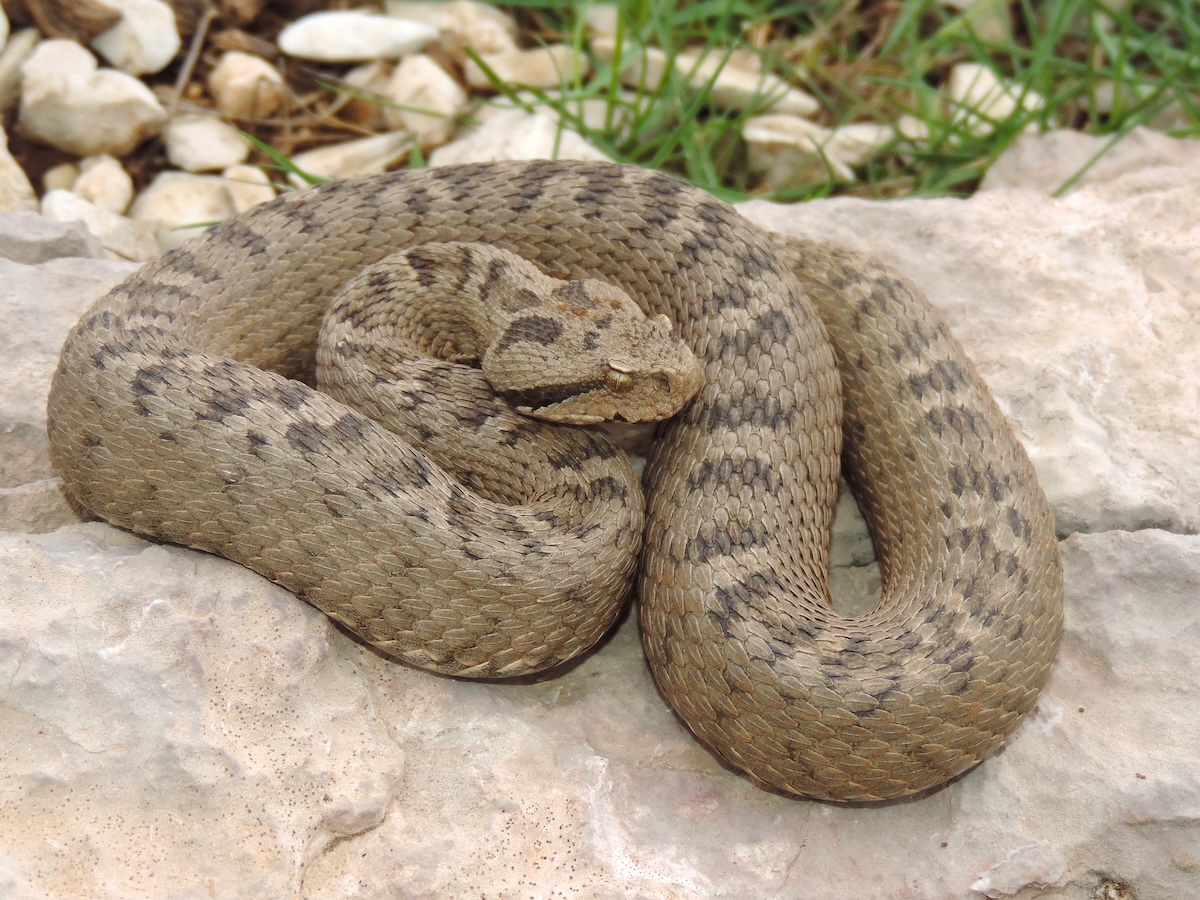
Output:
[47,161,1063,802]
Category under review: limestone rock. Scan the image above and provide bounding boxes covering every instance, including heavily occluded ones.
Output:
[41,161,79,192]
[88,0,181,75]
[591,37,818,117]
[0,125,37,212]
[0,27,39,112]
[0,132,1197,898]
[381,53,468,146]
[0,249,134,531]
[337,60,392,128]
[383,0,518,57]
[428,108,610,166]
[278,9,438,62]
[981,125,1200,195]
[72,154,134,214]
[221,164,276,213]
[745,116,921,187]
[464,44,589,91]
[288,131,414,186]
[18,38,167,157]
[127,170,238,250]
[206,50,285,119]
[0,210,105,263]
[946,62,1046,136]
[40,189,160,261]
[164,114,251,172]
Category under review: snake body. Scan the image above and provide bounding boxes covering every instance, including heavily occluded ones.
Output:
[47,161,1063,801]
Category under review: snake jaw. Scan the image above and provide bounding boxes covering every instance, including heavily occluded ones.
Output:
[517,405,606,426]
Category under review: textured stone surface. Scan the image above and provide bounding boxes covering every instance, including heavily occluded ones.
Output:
[1,133,1197,898]
[17,39,167,157]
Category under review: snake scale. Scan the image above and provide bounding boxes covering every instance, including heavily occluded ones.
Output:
[47,161,1063,802]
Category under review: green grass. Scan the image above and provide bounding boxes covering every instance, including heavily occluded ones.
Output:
[481,0,1199,200]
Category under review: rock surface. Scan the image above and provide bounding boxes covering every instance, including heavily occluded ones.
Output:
[17,39,167,157]
[1,133,1198,898]
[277,10,438,62]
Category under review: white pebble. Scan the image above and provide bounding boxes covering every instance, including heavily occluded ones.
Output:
[90,0,181,75]
[339,61,392,128]
[164,115,250,173]
[74,154,134,214]
[0,125,37,213]
[384,1,518,56]
[743,114,844,185]
[582,5,620,39]
[221,164,276,214]
[128,171,238,251]
[0,28,39,112]
[382,54,468,146]
[207,51,285,119]
[41,189,160,261]
[18,40,167,157]
[947,63,1046,136]
[289,131,415,187]
[465,44,589,90]
[592,38,818,116]
[428,108,610,167]
[43,162,80,193]
[278,10,437,62]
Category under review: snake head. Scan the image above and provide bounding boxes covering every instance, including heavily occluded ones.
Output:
[483,283,703,426]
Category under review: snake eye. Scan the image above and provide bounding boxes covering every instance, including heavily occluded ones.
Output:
[605,367,634,394]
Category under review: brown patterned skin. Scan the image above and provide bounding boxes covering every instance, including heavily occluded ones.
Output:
[46,161,1063,801]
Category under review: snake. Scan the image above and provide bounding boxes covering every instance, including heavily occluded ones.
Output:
[46,161,1064,802]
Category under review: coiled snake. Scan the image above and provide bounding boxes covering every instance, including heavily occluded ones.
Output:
[47,161,1063,802]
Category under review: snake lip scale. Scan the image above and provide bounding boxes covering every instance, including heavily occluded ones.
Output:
[47,160,1064,802]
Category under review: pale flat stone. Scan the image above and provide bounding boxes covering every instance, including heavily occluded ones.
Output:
[481,89,640,141]
[465,44,589,90]
[0,249,133,531]
[221,164,276,214]
[592,37,819,116]
[384,0,517,56]
[0,125,36,212]
[381,53,468,145]
[338,60,392,128]
[946,62,1046,136]
[42,161,79,193]
[127,171,238,250]
[89,0,181,75]
[207,50,285,119]
[164,114,250,172]
[288,131,414,186]
[278,10,437,62]
[743,114,848,183]
[0,525,406,896]
[982,125,1200,195]
[0,211,105,263]
[18,39,167,157]
[745,116,915,187]
[1,133,1197,898]
[72,154,133,214]
[40,189,160,261]
[583,3,619,38]
[0,27,38,112]
[428,108,610,166]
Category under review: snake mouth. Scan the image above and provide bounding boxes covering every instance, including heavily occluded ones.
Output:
[498,379,607,416]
